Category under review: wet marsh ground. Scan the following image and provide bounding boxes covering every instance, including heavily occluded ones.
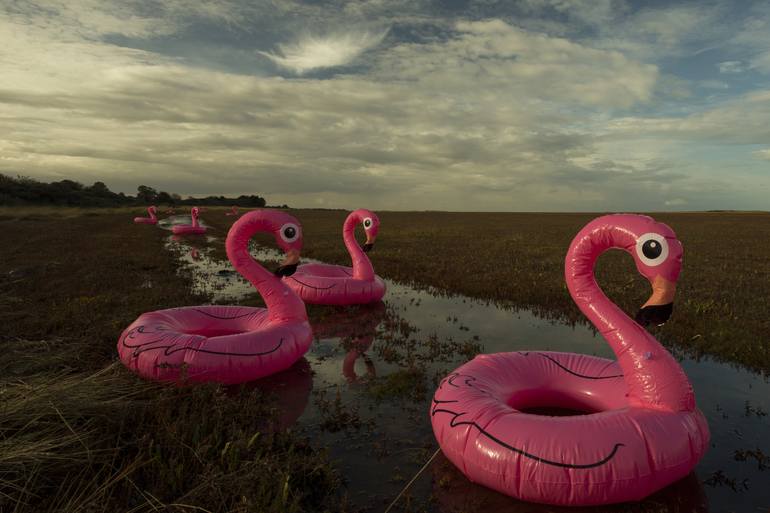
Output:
[1,207,769,513]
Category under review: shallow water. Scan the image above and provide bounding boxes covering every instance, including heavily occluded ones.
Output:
[167,238,770,513]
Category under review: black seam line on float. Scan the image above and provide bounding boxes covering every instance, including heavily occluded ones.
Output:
[192,308,255,320]
[445,373,477,388]
[341,269,352,276]
[121,326,284,357]
[538,353,624,380]
[289,276,337,290]
[133,337,284,357]
[122,327,166,348]
[431,406,625,469]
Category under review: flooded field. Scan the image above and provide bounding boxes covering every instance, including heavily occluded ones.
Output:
[167,236,770,513]
[2,208,768,513]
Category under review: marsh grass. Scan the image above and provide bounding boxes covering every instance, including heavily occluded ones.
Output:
[0,211,348,512]
[191,209,770,373]
[282,210,770,374]
[2,207,769,512]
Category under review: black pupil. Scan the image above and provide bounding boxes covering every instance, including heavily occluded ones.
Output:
[365,220,371,227]
[284,227,296,239]
[642,239,663,259]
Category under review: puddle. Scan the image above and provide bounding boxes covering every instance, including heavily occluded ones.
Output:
[167,238,770,513]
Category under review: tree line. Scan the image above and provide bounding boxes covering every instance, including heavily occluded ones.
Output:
[0,174,281,208]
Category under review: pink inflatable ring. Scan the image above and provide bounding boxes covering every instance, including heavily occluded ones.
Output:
[118,210,312,384]
[283,209,386,305]
[431,214,709,506]
[133,206,158,224]
[172,207,206,235]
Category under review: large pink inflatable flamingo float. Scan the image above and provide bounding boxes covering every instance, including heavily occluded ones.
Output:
[431,214,709,506]
[284,209,386,305]
[172,207,206,235]
[133,206,158,224]
[118,210,313,384]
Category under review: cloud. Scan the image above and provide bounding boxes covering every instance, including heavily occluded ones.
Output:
[719,60,747,73]
[603,90,770,144]
[372,19,659,108]
[258,29,389,74]
[754,149,770,160]
[0,2,768,211]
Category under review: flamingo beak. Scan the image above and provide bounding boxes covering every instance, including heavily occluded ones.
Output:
[635,276,676,327]
[363,234,377,253]
[275,249,300,277]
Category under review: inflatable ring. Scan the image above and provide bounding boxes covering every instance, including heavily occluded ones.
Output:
[172,207,206,235]
[133,205,158,224]
[283,209,386,305]
[431,214,709,506]
[118,210,312,384]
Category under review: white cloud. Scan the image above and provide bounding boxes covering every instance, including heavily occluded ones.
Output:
[258,29,389,74]
[0,3,767,211]
[373,19,659,108]
[719,60,747,73]
[603,90,770,144]
[754,149,770,160]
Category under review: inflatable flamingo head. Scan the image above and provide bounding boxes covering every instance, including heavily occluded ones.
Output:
[619,215,683,326]
[351,209,379,253]
[268,211,303,276]
[149,205,158,215]
[623,216,683,284]
[191,207,200,218]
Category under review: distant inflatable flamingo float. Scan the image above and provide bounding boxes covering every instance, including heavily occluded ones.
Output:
[225,205,239,217]
[133,206,158,224]
[431,214,709,506]
[118,210,313,384]
[284,209,386,305]
[172,207,206,235]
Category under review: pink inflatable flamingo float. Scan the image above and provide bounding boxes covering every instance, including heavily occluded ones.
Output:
[172,207,206,235]
[225,205,239,217]
[133,206,158,224]
[118,210,313,384]
[431,214,709,506]
[284,209,386,305]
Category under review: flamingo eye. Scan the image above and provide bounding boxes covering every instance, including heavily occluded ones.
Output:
[636,233,669,267]
[280,223,300,243]
[363,217,373,229]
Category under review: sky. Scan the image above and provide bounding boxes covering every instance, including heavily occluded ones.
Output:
[1,0,768,211]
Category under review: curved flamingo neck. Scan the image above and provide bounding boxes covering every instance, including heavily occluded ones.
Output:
[343,213,374,280]
[226,212,307,323]
[565,218,694,412]
[191,209,199,228]
[148,207,157,220]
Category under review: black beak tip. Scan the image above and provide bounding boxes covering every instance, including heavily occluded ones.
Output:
[635,302,674,327]
[275,263,298,277]
[363,243,374,253]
